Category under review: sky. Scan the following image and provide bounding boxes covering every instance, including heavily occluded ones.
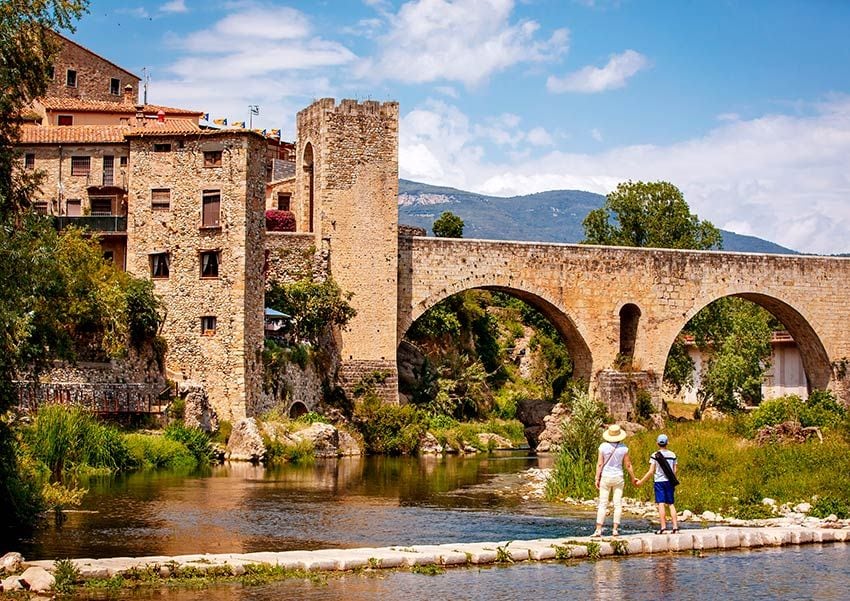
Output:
[69,0,850,254]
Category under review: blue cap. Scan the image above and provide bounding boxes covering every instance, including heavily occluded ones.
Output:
[657,434,668,445]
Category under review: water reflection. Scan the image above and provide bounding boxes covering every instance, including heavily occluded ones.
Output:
[17,451,618,560]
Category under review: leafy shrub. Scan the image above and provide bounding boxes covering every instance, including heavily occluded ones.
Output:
[167,397,186,420]
[730,502,774,520]
[124,434,196,470]
[749,395,803,432]
[353,394,426,455]
[296,411,329,425]
[635,389,654,421]
[53,558,81,594]
[263,437,315,464]
[749,391,846,434]
[265,210,296,232]
[212,420,232,445]
[809,496,850,519]
[164,423,212,464]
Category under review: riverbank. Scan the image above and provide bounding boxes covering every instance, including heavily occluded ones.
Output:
[2,525,848,594]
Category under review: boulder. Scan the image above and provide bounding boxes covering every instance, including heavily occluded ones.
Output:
[620,421,646,436]
[419,432,443,455]
[179,380,219,433]
[477,433,513,449]
[701,407,727,421]
[290,423,339,458]
[19,566,55,593]
[536,403,571,452]
[516,399,556,449]
[337,428,363,456]
[794,502,812,514]
[755,421,822,445]
[2,576,23,591]
[0,552,23,575]
[225,418,266,462]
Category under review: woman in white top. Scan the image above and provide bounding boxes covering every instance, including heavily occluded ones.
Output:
[593,424,637,537]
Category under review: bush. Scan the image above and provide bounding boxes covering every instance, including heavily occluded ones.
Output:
[353,394,426,455]
[263,437,315,464]
[809,496,850,519]
[265,210,296,232]
[749,391,846,434]
[212,420,232,445]
[164,423,212,464]
[124,433,196,470]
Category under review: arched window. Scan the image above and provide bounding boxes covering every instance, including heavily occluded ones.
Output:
[303,143,314,233]
[619,303,641,366]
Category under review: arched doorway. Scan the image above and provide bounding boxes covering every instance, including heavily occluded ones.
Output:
[619,303,641,367]
[288,401,309,419]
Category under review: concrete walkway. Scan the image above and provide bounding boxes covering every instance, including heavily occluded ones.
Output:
[24,526,850,580]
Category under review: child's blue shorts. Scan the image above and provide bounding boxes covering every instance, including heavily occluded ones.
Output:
[654,481,675,504]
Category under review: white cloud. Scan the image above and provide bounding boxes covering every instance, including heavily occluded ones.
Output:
[527,127,554,146]
[590,127,603,142]
[547,49,649,93]
[716,112,741,122]
[359,0,569,86]
[118,6,150,18]
[160,0,188,13]
[434,86,458,98]
[399,97,850,254]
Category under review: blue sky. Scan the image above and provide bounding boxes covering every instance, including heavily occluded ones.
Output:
[70,0,850,254]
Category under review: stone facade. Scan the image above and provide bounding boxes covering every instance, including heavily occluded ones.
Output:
[45,31,139,103]
[125,130,267,421]
[295,99,400,402]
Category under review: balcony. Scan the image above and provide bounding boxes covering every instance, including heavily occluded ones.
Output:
[55,215,127,233]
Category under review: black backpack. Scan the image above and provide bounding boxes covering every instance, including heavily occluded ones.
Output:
[653,451,680,487]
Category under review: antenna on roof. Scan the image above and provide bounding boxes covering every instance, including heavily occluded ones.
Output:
[248,104,259,129]
[142,67,150,105]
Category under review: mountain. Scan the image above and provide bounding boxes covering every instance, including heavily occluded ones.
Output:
[398,179,799,255]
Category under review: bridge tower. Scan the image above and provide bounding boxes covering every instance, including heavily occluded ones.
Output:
[295,99,400,402]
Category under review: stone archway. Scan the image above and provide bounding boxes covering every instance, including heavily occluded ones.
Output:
[661,292,832,396]
[288,400,309,419]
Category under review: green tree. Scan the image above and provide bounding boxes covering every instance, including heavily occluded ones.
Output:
[432,211,464,238]
[582,181,722,250]
[265,277,356,344]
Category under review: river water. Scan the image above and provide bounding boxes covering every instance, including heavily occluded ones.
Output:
[11,451,850,599]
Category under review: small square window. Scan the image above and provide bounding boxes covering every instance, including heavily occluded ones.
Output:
[153,143,172,153]
[201,316,217,336]
[151,188,171,211]
[33,201,49,215]
[277,193,291,211]
[200,251,220,278]
[66,69,77,88]
[201,190,221,228]
[203,150,222,167]
[150,253,170,278]
[90,197,113,215]
[66,199,81,216]
[119,156,128,167]
[24,153,35,170]
[70,156,90,176]
[110,78,120,95]
[57,115,73,126]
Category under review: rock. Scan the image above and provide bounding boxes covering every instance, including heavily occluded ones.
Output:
[337,428,363,456]
[0,552,23,575]
[179,380,219,433]
[648,413,666,430]
[755,421,822,445]
[620,421,646,435]
[477,433,512,449]
[825,514,839,523]
[2,576,23,591]
[19,566,55,593]
[397,341,425,396]
[462,444,479,455]
[516,399,556,449]
[794,502,812,514]
[536,403,571,451]
[701,407,726,421]
[536,440,551,453]
[290,423,339,458]
[680,510,693,521]
[701,510,718,521]
[419,432,443,455]
[225,418,266,462]
[762,497,776,506]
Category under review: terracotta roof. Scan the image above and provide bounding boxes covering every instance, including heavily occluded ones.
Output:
[19,124,129,144]
[39,96,204,116]
[19,120,204,144]
[126,124,265,139]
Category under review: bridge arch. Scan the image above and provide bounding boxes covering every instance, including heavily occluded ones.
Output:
[661,291,832,394]
[400,278,594,384]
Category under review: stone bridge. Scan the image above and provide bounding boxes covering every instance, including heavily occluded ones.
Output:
[393,235,850,410]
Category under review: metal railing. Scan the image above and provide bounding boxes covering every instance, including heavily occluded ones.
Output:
[15,381,162,414]
[55,215,127,232]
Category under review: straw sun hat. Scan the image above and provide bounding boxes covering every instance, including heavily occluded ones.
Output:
[602,424,627,443]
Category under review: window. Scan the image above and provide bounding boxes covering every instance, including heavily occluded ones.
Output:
[110,78,120,95]
[119,156,128,167]
[201,190,221,228]
[201,316,217,336]
[57,115,73,126]
[150,253,169,278]
[203,150,222,167]
[66,199,81,216]
[47,65,55,80]
[66,69,77,87]
[24,153,35,170]
[200,251,220,278]
[102,155,114,186]
[153,143,172,153]
[70,156,90,176]
[90,197,113,215]
[277,193,291,211]
[33,201,49,214]
[151,188,171,211]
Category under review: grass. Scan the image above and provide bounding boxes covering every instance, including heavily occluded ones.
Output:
[429,418,526,452]
[124,433,197,470]
[548,418,850,517]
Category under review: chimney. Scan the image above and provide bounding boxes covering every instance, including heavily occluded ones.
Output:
[135,104,145,126]
[123,84,136,105]
[157,110,165,122]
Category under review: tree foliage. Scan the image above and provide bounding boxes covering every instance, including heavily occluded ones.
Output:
[582,180,722,250]
[265,277,356,344]
[432,211,464,238]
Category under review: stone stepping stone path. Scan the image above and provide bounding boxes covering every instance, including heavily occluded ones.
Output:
[18,526,850,583]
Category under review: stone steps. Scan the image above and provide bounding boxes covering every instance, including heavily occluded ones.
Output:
[22,526,850,580]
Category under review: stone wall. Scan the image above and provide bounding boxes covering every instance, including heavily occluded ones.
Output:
[125,131,267,421]
[595,370,658,421]
[264,232,327,284]
[46,32,139,103]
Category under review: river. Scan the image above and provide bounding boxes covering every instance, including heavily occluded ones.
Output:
[11,451,850,599]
